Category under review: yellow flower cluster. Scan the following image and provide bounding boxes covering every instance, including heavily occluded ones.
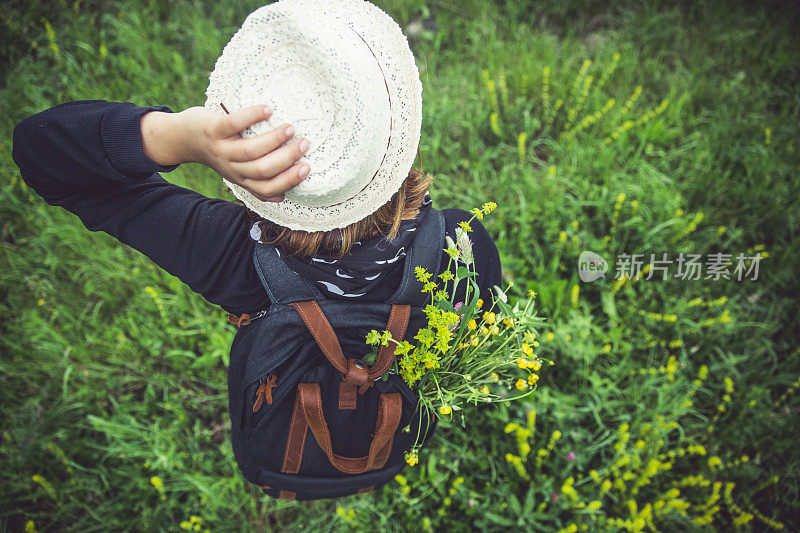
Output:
[335,506,357,523]
[404,451,419,466]
[536,429,562,469]
[482,70,500,115]
[179,516,208,532]
[698,309,732,327]
[563,97,615,138]
[394,474,411,495]
[605,97,670,143]
[607,192,626,241]
[620,85,643,115]
[745,243,769,258]
[635,355,679,382]
[150,475,166,500]
[673,211,704,242]
[395,274,463,386]
[505,452,528,479]
[561,476,579,502]
[541,66,551,119]
[705,376,734,436]
[505,419,533,460]
[448,476,465,498]
[596,52,621,91]
[565,59,592,123]
[565,72,594,129]
[637,309,678,322]
[687,296,729,308]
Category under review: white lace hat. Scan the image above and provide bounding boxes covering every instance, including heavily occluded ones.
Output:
[204,0,422,232]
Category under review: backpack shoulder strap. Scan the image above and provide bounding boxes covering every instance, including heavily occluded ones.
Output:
[253,244,324,304]
[387,207,446,306]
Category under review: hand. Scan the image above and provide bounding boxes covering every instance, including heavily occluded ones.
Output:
[142,105,310,202]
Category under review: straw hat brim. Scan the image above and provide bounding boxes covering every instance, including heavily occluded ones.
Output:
[204,0,422,232]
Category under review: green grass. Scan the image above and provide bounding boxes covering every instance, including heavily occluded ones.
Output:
[1,0,799,530]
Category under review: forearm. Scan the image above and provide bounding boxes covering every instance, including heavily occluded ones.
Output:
[140,109,198,167]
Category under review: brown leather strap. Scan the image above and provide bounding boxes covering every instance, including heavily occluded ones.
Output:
[357,485,375,494]
[298,383,402,474]
[281,389,309,474]
[278,490,295,500]
[291,301,349,374]
[369,304,411,380]
[353,304,411,396]
[291,301,411,382]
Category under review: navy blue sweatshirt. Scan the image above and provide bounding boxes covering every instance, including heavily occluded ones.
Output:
[11,100,502,316]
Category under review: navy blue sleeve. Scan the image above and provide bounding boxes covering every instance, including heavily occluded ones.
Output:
[12,100,270,315]
[439,208,503,307]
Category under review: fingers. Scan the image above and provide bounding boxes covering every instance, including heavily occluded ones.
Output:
[226,123,297,162]
[237,162,311,201]
[214,104,272,139]
[232,137,311,181]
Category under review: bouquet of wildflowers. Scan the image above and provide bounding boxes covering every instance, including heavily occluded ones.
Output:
[365,202,550,466]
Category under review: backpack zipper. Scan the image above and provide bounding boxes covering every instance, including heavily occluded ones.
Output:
[252,373,277,413]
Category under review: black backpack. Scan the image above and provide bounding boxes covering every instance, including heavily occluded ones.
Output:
[226,208,445,500]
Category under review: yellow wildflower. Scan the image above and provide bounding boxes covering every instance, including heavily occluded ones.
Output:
[586,501,602,511]
[439,405,452,415]
[490,372,499,382]
[467,319,477,330]
[405,451,419,466]
[515,379,528,391]
[414,266,431,283]
[521,343,533,356]
[476,298,483,309]
[527,374,539,385]
[483,312,496,324]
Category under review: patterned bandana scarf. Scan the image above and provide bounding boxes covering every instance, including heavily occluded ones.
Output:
[250,194,433,299]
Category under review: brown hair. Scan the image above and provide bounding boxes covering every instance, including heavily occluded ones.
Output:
[246,167,433,257]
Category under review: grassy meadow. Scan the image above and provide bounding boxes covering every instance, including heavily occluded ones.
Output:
[1,0,799,530]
